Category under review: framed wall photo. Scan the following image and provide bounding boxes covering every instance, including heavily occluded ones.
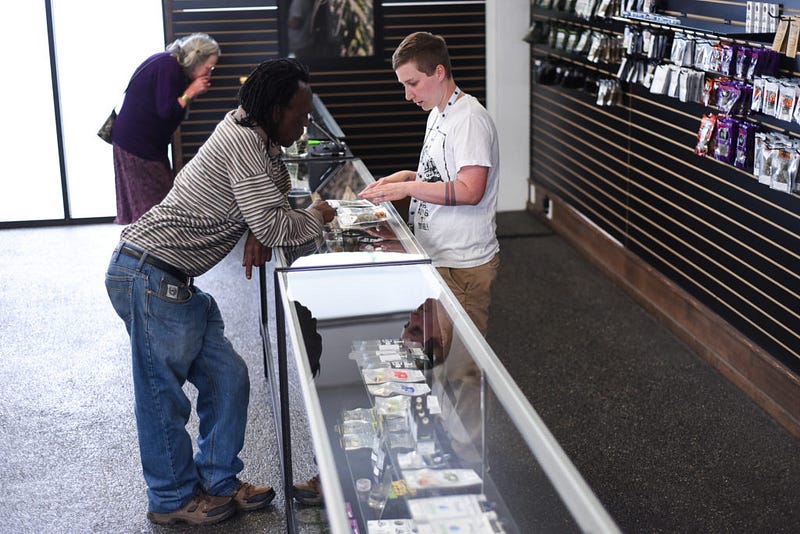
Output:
[281,0,382,66]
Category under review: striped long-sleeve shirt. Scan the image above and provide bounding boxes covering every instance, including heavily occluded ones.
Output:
[120,108,323,276]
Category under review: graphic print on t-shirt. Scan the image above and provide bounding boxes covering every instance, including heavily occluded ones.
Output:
[415,127,449,233]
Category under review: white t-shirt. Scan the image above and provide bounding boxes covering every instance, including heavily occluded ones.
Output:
[410,93,500,268]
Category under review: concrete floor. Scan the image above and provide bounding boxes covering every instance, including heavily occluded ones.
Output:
[1,213,799,533]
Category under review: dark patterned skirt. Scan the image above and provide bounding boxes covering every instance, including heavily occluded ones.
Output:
[112,144,174,224]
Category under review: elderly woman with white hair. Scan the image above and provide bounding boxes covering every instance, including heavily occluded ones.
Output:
[111,32,220,224]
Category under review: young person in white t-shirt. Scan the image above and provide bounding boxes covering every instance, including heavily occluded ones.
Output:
[359,31,500,336]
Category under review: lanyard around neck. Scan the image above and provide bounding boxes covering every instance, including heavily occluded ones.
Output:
[436,86,461,126]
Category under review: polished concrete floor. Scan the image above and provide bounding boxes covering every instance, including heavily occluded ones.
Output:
[1,212,799,533]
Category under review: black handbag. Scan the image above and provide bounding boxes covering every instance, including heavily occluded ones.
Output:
[97,109,116,144]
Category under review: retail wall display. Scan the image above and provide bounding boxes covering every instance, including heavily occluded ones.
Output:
[529,0,800,428]
[529,7,790,183]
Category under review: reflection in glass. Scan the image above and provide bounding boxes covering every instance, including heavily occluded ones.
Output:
[402,299,484,468]
[287,0,375,61]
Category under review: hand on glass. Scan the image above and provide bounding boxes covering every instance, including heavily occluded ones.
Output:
[364,222,396,240]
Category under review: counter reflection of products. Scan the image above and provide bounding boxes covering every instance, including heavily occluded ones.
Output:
[323,228,343,252]
[342,230,361,252]
[368,461,392,518]
[356,477,371,508]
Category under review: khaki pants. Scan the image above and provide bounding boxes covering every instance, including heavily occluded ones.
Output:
[436,253,500,337]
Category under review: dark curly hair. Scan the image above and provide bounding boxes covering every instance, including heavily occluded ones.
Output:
[237,58,310,139]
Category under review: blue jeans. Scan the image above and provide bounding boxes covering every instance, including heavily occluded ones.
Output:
[105,245,250,513]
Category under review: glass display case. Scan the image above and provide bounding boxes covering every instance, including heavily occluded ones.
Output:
[259,156,618,533]
[275,262,618,533]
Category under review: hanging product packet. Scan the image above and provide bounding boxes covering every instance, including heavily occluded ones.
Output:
[734,122,758,170]
[719,43,735,76]
[714,117,739,164]
[716,80,741,115]
[753,132,767,179]
[650,64,670,94]
[702,77,716,107]
[758,140,776,186]
[751,77,765,113]
[762,78,780,117]
[747,48,762,80]
[776,83,797,122]
[769,147,800,193]
[735,46,751,79]
[696,114,717,157]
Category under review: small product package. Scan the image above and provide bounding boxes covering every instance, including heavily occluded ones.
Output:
[762,78,780,117]
[336,204,388,229]
[734,122,758,169]
[747,48,762,79]
[714,117,739,164]
[752,132,767,181]
[367,519,416,534]
[751,76,765,113]
[695,114,718,157]
[770,147,800,193]
[368,382,432,397]
[374,395,411,416]
[337,416,378,451]
[719,43,735,76]
[362,368,426,384]
[776,83,797,122]
[401,468,482,491]
[715,80,741,115]
[735,46,751,79]
[407,494,491,522]
[758,140,776,185]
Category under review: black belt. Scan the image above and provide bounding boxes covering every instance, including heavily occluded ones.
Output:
[118,243,192,285]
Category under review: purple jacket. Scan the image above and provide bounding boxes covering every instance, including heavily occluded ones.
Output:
[112,52,188,161]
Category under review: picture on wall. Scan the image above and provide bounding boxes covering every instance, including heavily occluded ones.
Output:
[285,0,379,63]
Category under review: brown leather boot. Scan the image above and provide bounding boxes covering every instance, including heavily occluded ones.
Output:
[146,491,235,526]
[229,481,276,511]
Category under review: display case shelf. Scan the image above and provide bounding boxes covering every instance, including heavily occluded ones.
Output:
[259,96,619,533]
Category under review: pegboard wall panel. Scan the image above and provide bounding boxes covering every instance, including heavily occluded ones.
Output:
[530,0,800,374]
[164,1,486,176]
[165,1,281,164]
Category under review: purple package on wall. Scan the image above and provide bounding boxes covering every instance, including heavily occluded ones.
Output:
[716,81,744,115]
[762,49,780,77]
[746,49,761,79]
[720,44,735,76]
[734,121,757,169]
[714,117,739,164]
[738,83,753,116]
[735,46,751,79]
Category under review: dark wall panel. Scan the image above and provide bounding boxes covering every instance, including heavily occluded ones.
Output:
[165,0,487,177]
[165,1,281,163]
